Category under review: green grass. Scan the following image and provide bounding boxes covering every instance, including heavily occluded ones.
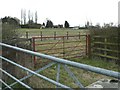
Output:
[28,57,118,88]
[18,28,89,37]
[26,28,88,61]
[2,77,28,89]
[14,28,118,88]
[4,57,118,88]
[73,57,118,71]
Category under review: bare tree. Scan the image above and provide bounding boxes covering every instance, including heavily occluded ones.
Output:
[28,10,31,24]
[31,12,33,23]
[23,9,26,25]
[35,11,37,24]
[21,9,23,25]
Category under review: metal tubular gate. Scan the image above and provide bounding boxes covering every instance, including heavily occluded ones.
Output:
[0,42,120,89]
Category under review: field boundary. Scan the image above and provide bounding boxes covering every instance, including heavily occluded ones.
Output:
[90,28,119,60]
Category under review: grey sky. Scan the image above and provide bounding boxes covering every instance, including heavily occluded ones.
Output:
[118,1,120,25]
[0,0,119,26]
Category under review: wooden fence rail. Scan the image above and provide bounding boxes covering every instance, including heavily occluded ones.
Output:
[92,36,119,60]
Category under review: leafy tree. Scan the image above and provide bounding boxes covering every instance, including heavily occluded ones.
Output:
[1,16,20,42]
[64,21,69,28]
[46,20,53,28]
[43,22,45,26]
[2,16,20,26]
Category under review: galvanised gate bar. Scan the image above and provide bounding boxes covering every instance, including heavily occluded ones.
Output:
[0,42,120,89]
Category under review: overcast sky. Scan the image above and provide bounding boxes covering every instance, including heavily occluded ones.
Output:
[0,0,119,26]
[118,1,120,25]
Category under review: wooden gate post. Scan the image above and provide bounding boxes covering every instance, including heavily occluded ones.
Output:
[40,31,43,41]
[67,32,68,40]
[54,31,56,40]
[26,32,28,39]
[32,38,36,65]
[86,34,91,58]
[86,35,88,55]
[79,32,80,39]
[87,34,91,58]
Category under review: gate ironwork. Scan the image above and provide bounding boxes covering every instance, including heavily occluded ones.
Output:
[0,42,119,89]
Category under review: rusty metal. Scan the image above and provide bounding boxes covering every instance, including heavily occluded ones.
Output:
[32,34,88,66]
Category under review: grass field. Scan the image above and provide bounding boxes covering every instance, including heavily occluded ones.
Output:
[18,28,89,38]
[10,28,118,88]
[28,57,118,88]
[6,57,118,88]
